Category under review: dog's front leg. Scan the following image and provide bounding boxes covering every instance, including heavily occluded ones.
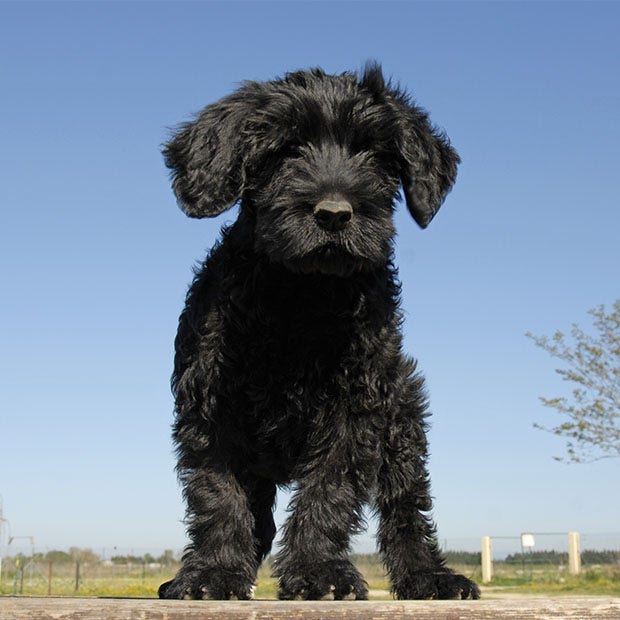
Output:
[159,467,258,600]
[376,389,480,600]
[273,458,369,600]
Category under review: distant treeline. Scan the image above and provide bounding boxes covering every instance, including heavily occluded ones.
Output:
[505,549,620,565]
[444,551,482,566]
[7,548,619,567]
[109,550,176,565]
[7,548,178,566]
[357,549,620,566]
[348,552,485,566]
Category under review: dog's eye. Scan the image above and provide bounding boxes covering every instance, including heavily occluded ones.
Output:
[371,148,399,171]
[252,143,301,174]
[279,144,302,159]
[347,135,370,154]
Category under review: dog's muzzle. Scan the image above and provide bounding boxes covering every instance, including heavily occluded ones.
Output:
[313,199,353,232]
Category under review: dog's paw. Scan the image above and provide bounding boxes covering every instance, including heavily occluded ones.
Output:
[392,570,480,600]
[276,558,368,600]
[158,570,255,600]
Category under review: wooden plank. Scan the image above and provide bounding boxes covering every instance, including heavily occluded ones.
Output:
[0,596,619,620]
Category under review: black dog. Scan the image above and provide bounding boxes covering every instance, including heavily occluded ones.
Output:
[159,64,479,601]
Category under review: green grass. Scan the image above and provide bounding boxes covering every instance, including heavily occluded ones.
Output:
[480,565,620,596]
[1,559,618,598]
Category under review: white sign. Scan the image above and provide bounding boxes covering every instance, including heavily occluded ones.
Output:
[521,533,536,548]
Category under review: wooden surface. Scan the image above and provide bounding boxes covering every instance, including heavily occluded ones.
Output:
[1,596,619,619]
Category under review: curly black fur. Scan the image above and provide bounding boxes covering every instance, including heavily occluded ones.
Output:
[158,64,479,601]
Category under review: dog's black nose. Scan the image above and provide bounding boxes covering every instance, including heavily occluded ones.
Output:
[313,199,353,232]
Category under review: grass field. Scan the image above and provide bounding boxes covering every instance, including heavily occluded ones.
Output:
[479,562,620,597]
[1,556,618,598]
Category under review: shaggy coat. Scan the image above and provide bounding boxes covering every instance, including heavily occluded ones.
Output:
[159,65,480,601]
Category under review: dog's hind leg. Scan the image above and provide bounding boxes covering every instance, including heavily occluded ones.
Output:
[245,476,277,566]
[272,438,371,601]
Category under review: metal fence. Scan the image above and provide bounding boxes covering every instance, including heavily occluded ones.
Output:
[0,558,176,596]
[1,532,619,594]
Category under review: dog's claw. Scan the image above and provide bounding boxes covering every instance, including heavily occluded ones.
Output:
[392,571,480,600]
[276,558,368,601]
[159,571,256,600]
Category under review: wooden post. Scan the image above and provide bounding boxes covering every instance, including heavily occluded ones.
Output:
[568,531,581,575]
[48,561,53,596]
[481,536,493,583]
[74,560,80,593]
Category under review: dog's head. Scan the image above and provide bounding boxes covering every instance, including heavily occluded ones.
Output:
[164,64,459,277]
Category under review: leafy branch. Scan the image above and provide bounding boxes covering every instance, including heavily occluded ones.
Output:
[526,299,620,463]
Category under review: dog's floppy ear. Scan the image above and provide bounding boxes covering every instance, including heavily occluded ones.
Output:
[163,91,256,218]
[393,97,460,229]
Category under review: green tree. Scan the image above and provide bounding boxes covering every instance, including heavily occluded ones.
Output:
[69,547,100,564]
[526,299,620,463]
[157,549,176,565]
[44,550,72,563]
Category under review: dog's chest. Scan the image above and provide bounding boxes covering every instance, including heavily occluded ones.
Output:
[223,289,378,475]
[239,307,362,414]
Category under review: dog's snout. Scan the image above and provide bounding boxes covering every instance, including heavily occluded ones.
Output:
[313,199,353,232]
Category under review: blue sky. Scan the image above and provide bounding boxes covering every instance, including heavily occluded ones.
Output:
[1,1,619,559]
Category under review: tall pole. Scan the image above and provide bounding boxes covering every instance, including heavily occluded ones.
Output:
[481,536,493,583]
[568,532,581,575]
[0,497,14,586]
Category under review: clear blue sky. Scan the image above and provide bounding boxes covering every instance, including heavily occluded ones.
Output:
[1,1,619,559]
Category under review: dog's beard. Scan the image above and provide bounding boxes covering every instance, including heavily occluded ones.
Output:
[260,228,393,278]
[253,207,394,278]
[282,244,367,278]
